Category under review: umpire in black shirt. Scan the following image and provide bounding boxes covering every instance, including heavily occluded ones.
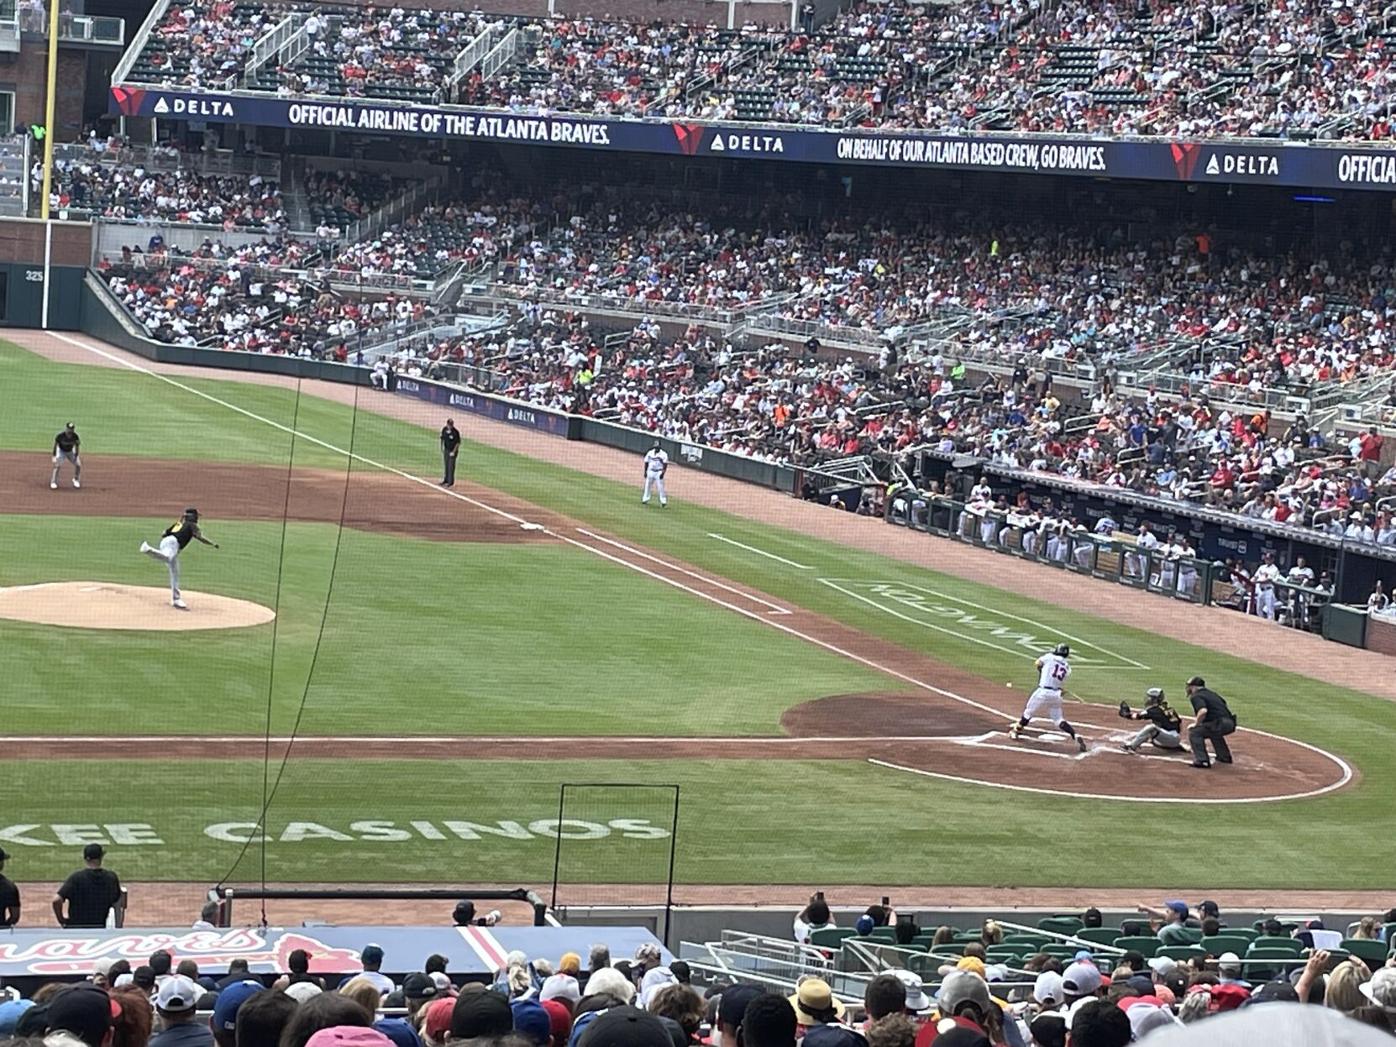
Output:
[440,418,461,488]
[1186,675,1237,768]
[0,848,19,926]
[52,843,123,928]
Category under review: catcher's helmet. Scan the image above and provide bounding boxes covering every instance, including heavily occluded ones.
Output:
[1053,643,1070,657]
[1145,687,1164,705]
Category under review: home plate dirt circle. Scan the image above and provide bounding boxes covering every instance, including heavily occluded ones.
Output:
[0,582,275,631]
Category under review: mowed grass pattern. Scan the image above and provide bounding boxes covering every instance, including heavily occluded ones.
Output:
[2,339,1394,888]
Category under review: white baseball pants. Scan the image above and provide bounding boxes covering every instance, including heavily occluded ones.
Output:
[642,475,667,505]
[143,535,182,602]
[1256,586,1276,619]
[1021,687,1064,722]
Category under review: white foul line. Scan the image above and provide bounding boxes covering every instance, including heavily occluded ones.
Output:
[576,529,791,615]
[45,333,1359,805]
[707,533,813,570]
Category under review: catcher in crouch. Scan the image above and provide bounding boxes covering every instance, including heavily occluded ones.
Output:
[1118,687,1185,753]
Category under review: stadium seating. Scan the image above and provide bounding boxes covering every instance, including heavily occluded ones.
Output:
[116,0,1396,141]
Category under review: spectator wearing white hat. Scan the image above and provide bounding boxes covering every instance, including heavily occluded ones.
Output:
[150,975,211,1047]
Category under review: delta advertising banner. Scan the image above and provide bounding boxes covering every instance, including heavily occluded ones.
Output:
[391,375,576,438]
[111,85,1396,191]
[0,925,666,977]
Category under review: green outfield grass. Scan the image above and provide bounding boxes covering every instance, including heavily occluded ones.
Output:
[4,339,1396,889]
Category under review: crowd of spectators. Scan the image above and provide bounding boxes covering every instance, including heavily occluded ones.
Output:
[49,159,286,229]
[124,0,1396,140]
[98,234,424,354]
[2,889,1396,1045]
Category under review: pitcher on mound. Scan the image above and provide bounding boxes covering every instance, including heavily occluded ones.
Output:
[140,507,219,609]
[1009,643,1087,752]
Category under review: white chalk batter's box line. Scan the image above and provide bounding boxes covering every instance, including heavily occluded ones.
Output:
[817,578,1148,669]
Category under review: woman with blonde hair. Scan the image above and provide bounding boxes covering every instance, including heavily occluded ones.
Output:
[981,920,1003,947]
[1324,958,1372,1013]
[339,975,385,1016]
[1353,916,1380,940]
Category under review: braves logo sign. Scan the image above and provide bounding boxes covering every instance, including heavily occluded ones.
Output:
[110,86,147,117]
[0,930,361,975]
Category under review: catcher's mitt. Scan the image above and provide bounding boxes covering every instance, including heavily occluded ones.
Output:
[1117,701,1132,719]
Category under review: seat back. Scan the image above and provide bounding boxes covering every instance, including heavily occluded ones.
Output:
[1112,936,1161,958]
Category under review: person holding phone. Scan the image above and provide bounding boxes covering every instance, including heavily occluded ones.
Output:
[794,891,836,943]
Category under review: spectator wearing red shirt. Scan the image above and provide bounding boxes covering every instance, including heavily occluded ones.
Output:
[1359,426,1385,479]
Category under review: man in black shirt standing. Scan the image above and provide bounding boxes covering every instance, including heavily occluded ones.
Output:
[0,847,19,926]
[440,418,461,488]
[50,421,82,490]
[52,843,123,928]
[1185,675,1237,768]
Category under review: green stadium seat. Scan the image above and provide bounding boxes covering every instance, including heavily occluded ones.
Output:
[1042,945,1080,960]
[1200,936,1251,957]
[1381,923,1396,943]
[1244,946,1303,981]
[1002,934,1052,948]
[1072,928,1121,947]
[1224,928,1259,942]
[810,928,855,947]
[1250,937,1303,954]
[1157,945,1205,962]
[953,932,983,944]
[1340,939,1390,965]
[1112,936,1160,957]
[1039,917,1084,934]
[868,927,898,941]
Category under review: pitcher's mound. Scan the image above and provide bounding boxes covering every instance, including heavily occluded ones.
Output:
[0,582,275,631]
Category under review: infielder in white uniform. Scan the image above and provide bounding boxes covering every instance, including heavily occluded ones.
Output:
[1252,551,1281,619]
[1009,643,1087,752]
[642,440,668,507]
[139,507,219,609]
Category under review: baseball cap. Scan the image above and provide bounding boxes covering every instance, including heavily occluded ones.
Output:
[855,915,875,936]
[1360,968,1396,1011]
[559,953,582,976]
[514,998,553,1045]
[1033,971,1064,1005]
[1186,676,1205,687]
[423,998,455,1042]
[212,980,264,1030]
[304,1030,395,1047]
[1062,962,1103,997]
[1245,981,1299,1006]
[936,971,992,1015]
[46,985,112,1044]
[1147,956,1178,977]
[717,985,764,1028]
[1123,1001,1182,1037]
[451,989,513,1040]
[954,957,986,979]
[372,1019,420,1047]
[284,982,324,1003]
[362,945,385,966]
[402,972,437,1000]
[542,999,574,1041]
[1218,952,1242,971]
[82,843,104,861]
[802,1024,868,1047]
[1163,900,1189,917]
[541,974,581,1005]
[0,999,34,1035]
[578,1008,674,1047]
[155,975,201,1013]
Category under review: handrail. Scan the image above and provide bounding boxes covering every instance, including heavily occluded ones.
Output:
[449,22,499,87]
[109,0,170,85]
[478,27,518,81]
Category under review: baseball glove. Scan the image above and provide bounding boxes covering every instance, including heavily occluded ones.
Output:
[1117,701,1132,719]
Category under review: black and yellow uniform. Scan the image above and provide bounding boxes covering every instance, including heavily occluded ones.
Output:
[163,518,197,550]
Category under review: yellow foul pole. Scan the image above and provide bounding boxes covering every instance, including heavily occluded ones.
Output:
[39,0,60,220]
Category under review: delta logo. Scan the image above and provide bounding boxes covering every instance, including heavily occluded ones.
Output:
[150,95,236,118]
[671,123,704,157]
[709,133,784,155]
[110,86,146,116]
[1203,151,1279,178]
